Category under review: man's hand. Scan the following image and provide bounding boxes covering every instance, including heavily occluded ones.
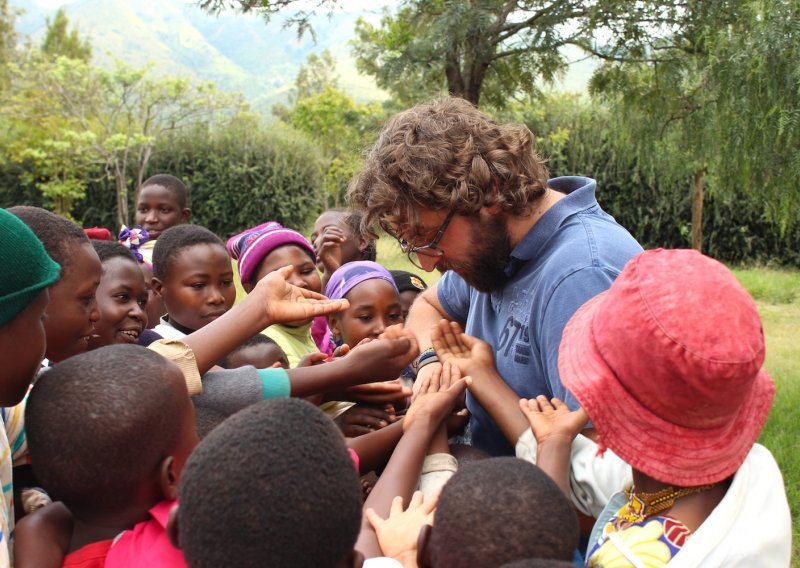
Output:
[365,491,439,561]
[430,320,495,377]
[254,265,349,326]
[519,396,588,445]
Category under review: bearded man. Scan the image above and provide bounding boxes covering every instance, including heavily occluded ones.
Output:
[349,97,642,456]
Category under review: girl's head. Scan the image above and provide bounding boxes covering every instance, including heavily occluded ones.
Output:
[0,208,61,405]
[152,225,235,333]
[10,206,102,363]
[228,222,320,292]
[325,261,402,346]
[558,249,774,487]
[118,225,164,329]
[89,240,148,349]
[310,208,377,269]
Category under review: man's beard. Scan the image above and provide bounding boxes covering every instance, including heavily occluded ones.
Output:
[438,214,512,292]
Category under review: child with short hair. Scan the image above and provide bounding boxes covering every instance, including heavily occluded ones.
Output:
[24,344,198,566]
[173,398,364,568]
[134,174,191,257]
[151,224,236,340]
[434,249,792,566]
[218,333,289,370]
[88,240,149,349]
[0,208,60,565]
[9,206,102,364]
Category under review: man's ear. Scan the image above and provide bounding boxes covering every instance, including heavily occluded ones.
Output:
[417,524,434,568]
[151,277,165,299]
[166,502,181,549]
[181,208,192,224]
[158,456,180,501]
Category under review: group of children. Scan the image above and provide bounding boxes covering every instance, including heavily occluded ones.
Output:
[0,172,792,567]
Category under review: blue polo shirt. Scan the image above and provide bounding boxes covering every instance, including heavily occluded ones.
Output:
[437,176,643,456]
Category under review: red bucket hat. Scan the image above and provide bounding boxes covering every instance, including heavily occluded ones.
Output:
[558,248,774,486]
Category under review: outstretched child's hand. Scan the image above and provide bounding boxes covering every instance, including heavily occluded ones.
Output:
[519,395,589,445]
[431,320,495,378]
[255,265,349,325]
[365,491,439,562]
[404,362,470,432]
[343,379,412,405]
[347,326,419,382]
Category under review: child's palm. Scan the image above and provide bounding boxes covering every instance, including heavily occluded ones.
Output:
[519,396,588,444]
[431,320,494,374]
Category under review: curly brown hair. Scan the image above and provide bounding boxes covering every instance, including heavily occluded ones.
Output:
[348,97,549,237]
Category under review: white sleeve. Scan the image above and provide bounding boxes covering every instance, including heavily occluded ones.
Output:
[515,427,631,517]
[417,453,458,497]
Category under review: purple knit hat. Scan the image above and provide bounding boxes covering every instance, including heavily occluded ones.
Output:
[227,222,316,284]
[325,261,398,301]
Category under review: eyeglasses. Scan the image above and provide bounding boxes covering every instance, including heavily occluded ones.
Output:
[398,209,456,268]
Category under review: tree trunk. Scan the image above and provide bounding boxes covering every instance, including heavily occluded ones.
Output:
[691,169,705,252]
[114,163,129,229]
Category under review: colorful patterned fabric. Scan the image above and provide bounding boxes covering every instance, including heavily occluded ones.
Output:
[587,508,692,567]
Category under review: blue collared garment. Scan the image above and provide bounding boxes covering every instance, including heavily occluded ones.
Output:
[437,176,643,456]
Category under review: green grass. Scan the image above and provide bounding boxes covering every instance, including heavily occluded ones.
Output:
[376,248,799,563]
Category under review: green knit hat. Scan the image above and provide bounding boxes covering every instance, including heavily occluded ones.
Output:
[0,208,61,327]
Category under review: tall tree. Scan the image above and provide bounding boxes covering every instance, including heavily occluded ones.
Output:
[0,0,17,89]
[589,0,800,251]
[4,56,247,225]
[41,8,92,61]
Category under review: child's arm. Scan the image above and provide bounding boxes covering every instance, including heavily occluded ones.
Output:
[13,502,72,568]
[180,265,349,375]
[356,366,469,560]
[518,396,588,496]
[347,419,405,474]
[286,328,418,397]
[431,320,530,444]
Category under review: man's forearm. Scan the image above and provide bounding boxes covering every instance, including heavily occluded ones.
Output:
[405,285,449,350]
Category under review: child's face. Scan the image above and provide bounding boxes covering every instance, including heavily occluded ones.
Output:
[311,211,362,266]
[398,289,421,322]
[134,185,190,240]
[330,279,403,346]
[89,257,148,349]
[251,245,321,327]
[44,242,102,363]
[155,243,235,333]
[227,342,289,369]
[0,289,49,406]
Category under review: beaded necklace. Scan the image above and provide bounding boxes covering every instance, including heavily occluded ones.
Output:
[618,484,717,524]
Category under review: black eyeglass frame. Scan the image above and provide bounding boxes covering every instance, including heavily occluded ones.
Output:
[397,209,457,267]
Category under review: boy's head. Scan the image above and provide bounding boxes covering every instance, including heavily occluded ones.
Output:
[26,345,198,517]
[0,208,60,405]
[390,269,428,321]
[558,248,775,487]
[135,174,191,240]
[10,206,102,363]
[173,398,363,568]
[218,333,289,369]
[227,221,319,292]
[311,208,377,269]
[424,458,579,567]
[325,261,402,345]
[88,240,148,349]
[152,225,235,333]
